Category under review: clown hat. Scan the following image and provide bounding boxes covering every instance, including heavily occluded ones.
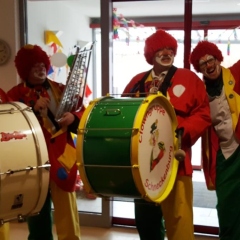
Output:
[189,41,223,72]
[144,29,178,65]
[15,44,50,81]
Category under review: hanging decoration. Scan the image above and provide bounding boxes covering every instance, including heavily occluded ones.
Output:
[44,30,69,83]
[50,52,67,67]
[44,30,63,48]
[201,26,240,56]
[227,39,230,56]
[113,8,120,39]
[112,8,145,45]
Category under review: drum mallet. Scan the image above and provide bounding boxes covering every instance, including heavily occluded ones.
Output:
[174,128,186,161]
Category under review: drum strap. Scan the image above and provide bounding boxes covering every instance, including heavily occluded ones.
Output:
[47,108,61,131]
[139,65,178,97]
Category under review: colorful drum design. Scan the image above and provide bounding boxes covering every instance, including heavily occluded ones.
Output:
[77,93,178,203]
[0,102,49,222]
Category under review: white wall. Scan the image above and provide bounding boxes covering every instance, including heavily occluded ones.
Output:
[27,1,94,87]
[0,0,20,92]
[0,0,95,92]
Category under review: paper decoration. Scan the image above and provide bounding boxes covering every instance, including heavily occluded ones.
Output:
[67,55,75,67]
[50,52,67,67]
[85,84,92,98]
[45,30,63,48]
[227,40,230,55]
[47,65,54,75]
[50,43,58,54]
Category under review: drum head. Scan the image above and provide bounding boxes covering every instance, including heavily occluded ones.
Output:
[131,93,178,203]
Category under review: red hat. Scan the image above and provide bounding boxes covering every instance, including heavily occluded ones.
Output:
[15,44,50,81]
[189,41,223,72]
[144,29,178,65]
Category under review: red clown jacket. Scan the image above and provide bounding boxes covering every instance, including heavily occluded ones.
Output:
[7,79,85,192]
[123,68,211,176]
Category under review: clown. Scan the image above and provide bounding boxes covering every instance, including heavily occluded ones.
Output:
[190,41,240,240]
[149,120,165,172]
[7,45,83,240]
[122,30,211,240]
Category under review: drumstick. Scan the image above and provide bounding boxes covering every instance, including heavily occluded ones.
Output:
[174,128,186,161]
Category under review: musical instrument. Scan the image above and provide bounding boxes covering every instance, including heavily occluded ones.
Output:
[77,93,180,203]
[0,102,50,224]
[55,42,95,122]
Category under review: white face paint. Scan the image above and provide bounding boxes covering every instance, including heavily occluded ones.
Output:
[28,62,47,85]
[199,55,220,80]
[155,48,175,67]
[155,54,174,66]
[33,63,47,80]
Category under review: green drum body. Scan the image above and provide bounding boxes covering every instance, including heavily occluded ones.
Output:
[77,94,179,203]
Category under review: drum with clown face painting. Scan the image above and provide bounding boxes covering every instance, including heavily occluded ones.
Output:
[77,93,179,203]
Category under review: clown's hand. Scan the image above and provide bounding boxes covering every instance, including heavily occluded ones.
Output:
[58,112,75,128]
[34,97,50,112]
[175,127,184,139]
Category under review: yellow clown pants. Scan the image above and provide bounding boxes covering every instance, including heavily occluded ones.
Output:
[50,180,81,240]
[27,180,81,240]
[0,223,9,240]
[161,175,194,240]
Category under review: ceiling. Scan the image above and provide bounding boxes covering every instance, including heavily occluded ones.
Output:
[29,0,240,18]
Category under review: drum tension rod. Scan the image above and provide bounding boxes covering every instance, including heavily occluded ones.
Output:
[0,107,32,114]
[0,164,51,175]
[0,215,26,225]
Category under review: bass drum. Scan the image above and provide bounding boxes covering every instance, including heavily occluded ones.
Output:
[77,93,178,203]
[0,102,49,222]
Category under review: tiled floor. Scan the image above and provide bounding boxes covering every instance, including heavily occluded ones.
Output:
[9,170,219,239]
[10,222,219,240]
[77,170,219,228]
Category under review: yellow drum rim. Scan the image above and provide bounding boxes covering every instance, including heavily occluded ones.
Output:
[131,93,179,203]
[76,96,112,196]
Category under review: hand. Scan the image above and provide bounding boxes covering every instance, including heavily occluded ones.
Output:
[34,97,50,112]
[58,112,74,128]
[175,127,184,138]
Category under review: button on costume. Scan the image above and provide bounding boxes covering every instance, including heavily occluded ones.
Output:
[190,41,240,240]
[122,30,211,240]
[7,45,83,240]
[0,88,10,240]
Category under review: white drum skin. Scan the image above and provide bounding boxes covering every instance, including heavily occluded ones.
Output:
[0,102,49,223]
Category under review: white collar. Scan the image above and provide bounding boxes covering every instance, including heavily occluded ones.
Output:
[151,70,168,80]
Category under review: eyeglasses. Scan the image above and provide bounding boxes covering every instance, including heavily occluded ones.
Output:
[199,58,216,69]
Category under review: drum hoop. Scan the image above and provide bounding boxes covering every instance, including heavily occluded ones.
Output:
[77,96,113,196]
[131,93,179,203]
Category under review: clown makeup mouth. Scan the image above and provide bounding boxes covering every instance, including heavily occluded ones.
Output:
[32,63,47,80]
[199,55,220,80]
[155,55,174,67]
[203,61,220,80]
[203,64,220,80]
[34,70,47,80]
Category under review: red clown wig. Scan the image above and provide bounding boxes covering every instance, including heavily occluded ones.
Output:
[189,41,223,72]
[15,44,50,81]
[144,29,178,65]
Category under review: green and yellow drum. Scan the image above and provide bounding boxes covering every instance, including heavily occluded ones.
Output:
[77,93,179,203]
